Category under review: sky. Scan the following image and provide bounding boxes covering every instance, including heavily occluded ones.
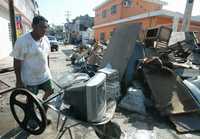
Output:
[37,0,200,25]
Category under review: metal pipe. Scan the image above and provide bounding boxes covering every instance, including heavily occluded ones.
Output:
[8,0,17,46]
[182,0,194,32]
[43,91,64,104]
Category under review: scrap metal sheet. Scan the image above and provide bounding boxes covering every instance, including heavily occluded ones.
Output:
[170,112,200,133]
[143,66,200,115]
[100,23,141,81]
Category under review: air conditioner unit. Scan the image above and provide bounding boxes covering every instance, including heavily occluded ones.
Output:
[123,1,129,7]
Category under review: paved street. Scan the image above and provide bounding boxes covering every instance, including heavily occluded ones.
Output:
[0,45,200,139]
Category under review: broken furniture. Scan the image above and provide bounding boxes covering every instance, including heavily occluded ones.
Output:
[168,32,200,66]
[71,42,104,66]
[71,43,105,77]
[87,43,105,66]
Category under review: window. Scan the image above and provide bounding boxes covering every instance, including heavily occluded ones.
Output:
[95,12,98,17]
[102,10,107,18]
[189,0,194,3]
[111,5,117,14]
[100,32,105,41]
[110,31,113,37]
[110,28,116,37]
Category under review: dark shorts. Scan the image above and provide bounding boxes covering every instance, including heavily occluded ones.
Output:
[26,80,54,95]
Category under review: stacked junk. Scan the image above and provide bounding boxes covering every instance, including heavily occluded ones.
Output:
[71,23,200,133]
[141,27,200,133]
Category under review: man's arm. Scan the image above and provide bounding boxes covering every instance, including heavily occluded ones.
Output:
[14,58,23,88]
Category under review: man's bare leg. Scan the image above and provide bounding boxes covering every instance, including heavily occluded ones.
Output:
[43,89,54,125]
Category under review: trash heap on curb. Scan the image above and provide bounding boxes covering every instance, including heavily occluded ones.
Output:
[134,27,200,133]
[97,24,200,133]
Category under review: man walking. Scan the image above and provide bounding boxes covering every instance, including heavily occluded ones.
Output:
[11,15,53,124]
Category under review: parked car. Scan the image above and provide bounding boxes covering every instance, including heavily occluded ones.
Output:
[57,40,64,46]
[48,35,59,51]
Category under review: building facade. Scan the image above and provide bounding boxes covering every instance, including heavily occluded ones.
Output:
[0,0,38,59]
[64,15,94,44]
[93,0,200,42]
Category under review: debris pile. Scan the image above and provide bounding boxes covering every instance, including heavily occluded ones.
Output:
[96,24,200,133]
[3,23,200,138]
[70,42,105,66]
[140,27,200,132]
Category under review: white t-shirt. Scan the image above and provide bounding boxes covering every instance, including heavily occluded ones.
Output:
[10,32,52,86]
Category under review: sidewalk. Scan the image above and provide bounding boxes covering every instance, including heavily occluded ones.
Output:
[0,56,15,94]
[0,56,14,73]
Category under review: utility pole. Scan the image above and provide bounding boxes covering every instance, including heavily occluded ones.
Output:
[8,0,17,46]
[65,11,71,43]
[181,0,194,32]
[65,11,71,22]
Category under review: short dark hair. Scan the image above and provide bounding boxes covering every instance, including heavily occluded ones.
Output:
[32,15,48,26]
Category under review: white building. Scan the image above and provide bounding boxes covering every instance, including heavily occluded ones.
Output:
[0,0,39,59]
[81,28,94,45]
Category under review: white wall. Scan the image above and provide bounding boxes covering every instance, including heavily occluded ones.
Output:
[0,6,12,59]
[0,0,36,60]
[15,0,35,21]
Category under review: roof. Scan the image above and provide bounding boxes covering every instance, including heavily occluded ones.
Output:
[144,0,167,5]
[94,0,167,10]
[193,16,200,21]
[93,9,200,29]
[94,0,111,10]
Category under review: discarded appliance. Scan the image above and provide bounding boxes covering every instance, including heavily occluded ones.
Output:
[98,68,121,100]
[9,72,116,136]
[144,26,172,48]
